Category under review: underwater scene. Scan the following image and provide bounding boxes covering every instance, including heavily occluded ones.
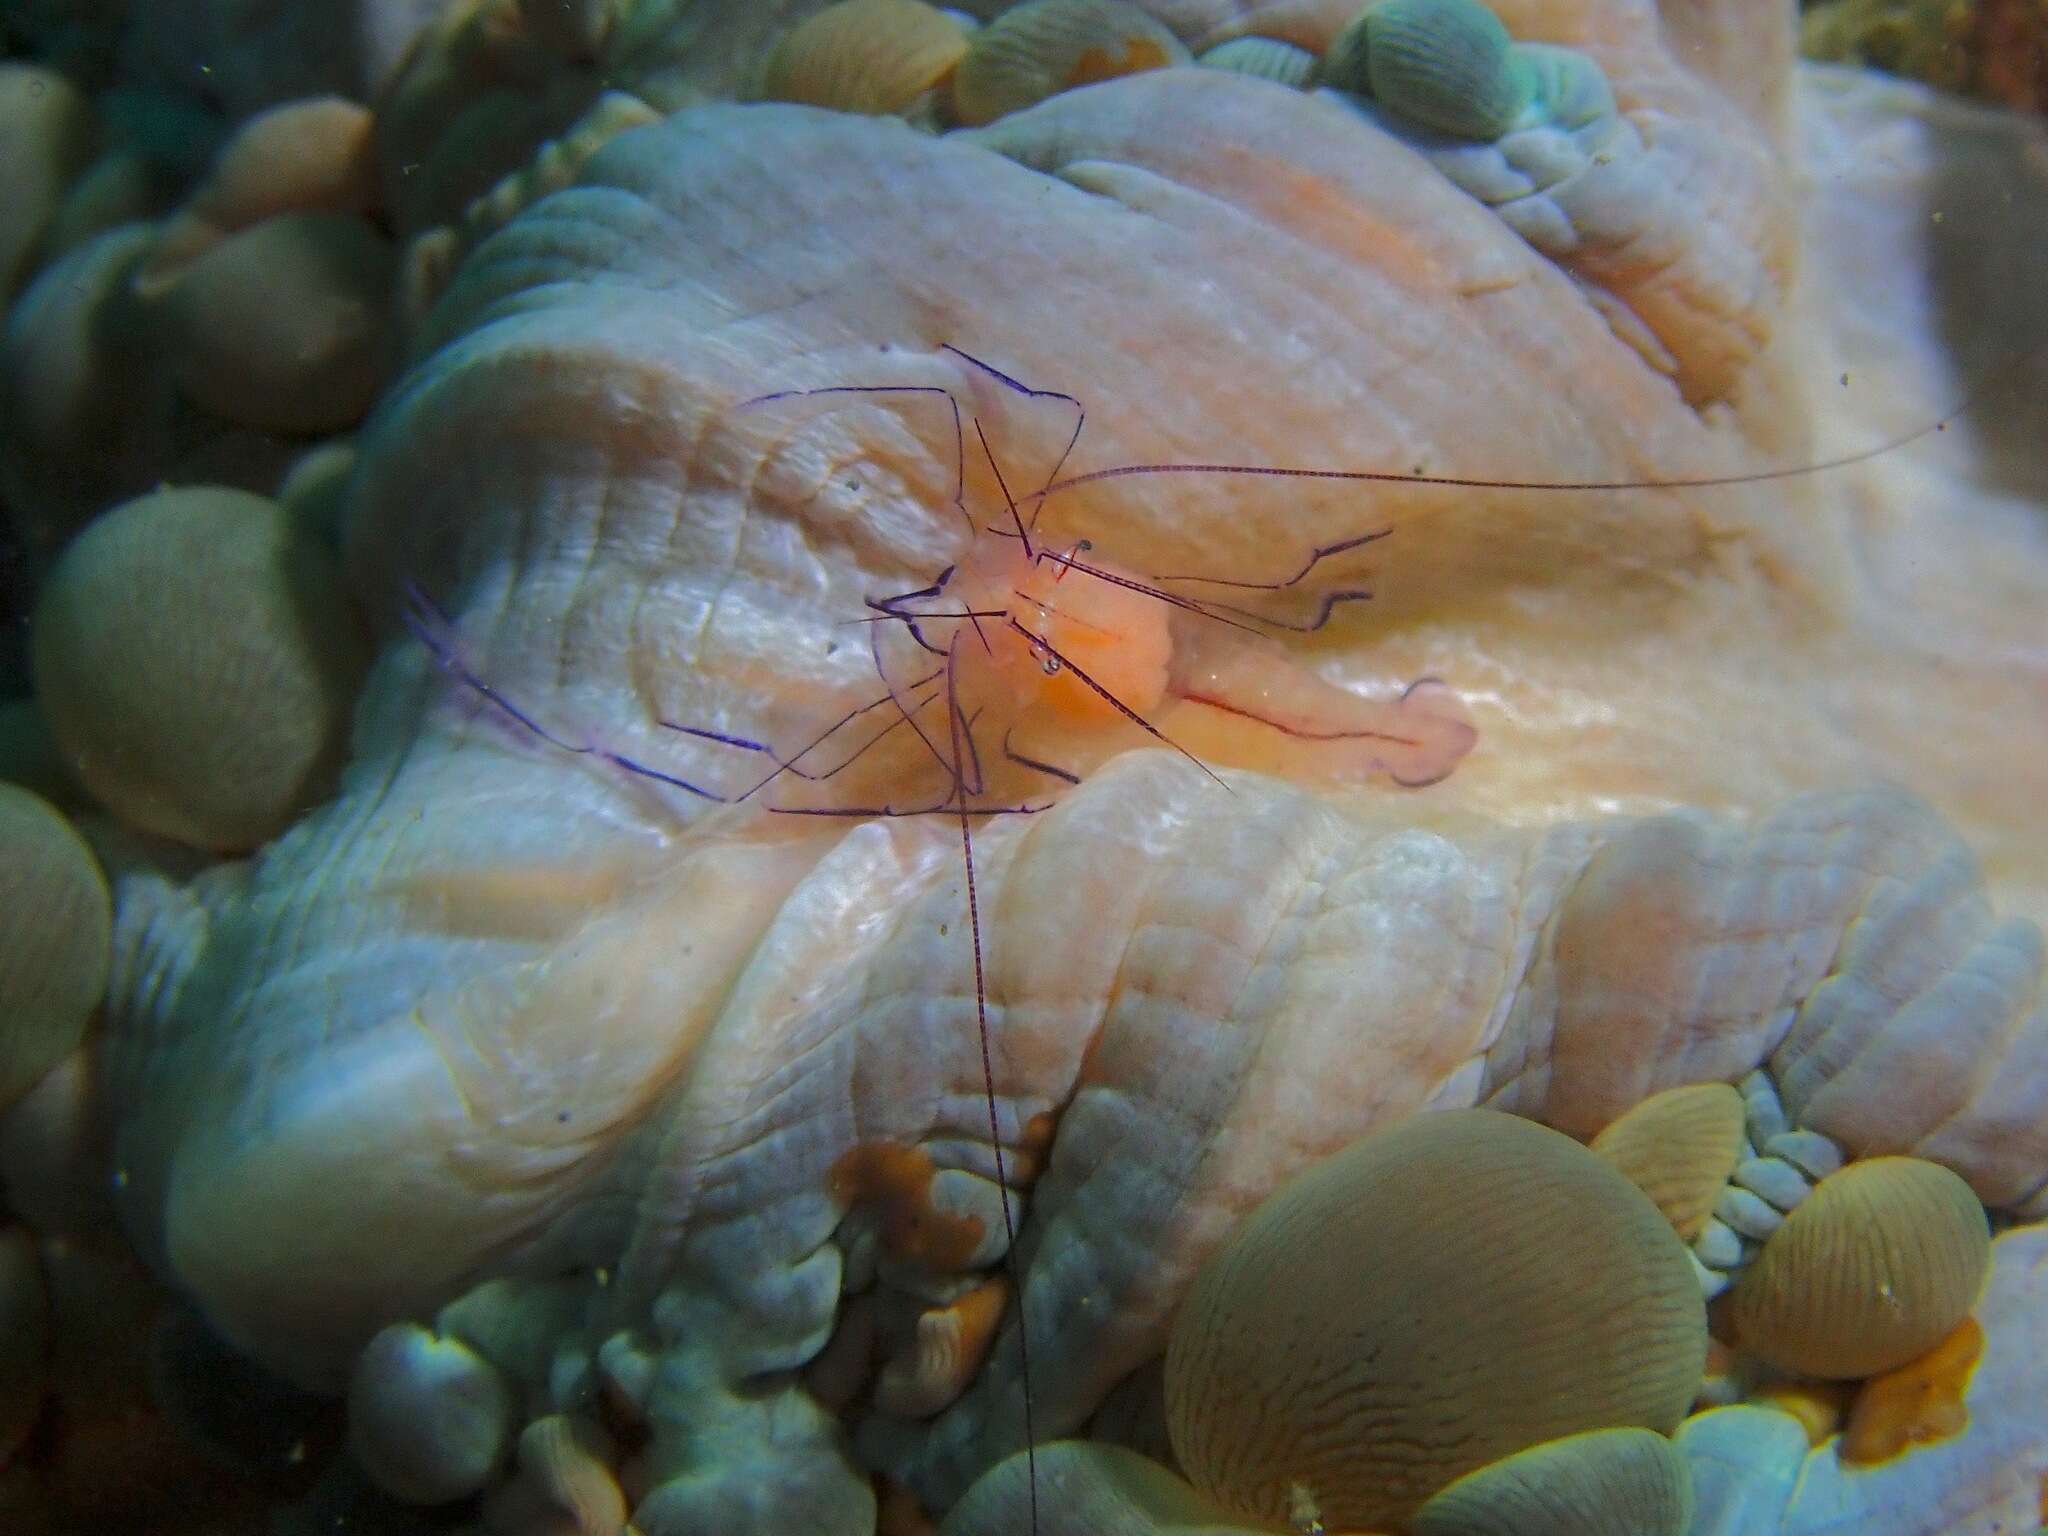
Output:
[2,0,2047,1532]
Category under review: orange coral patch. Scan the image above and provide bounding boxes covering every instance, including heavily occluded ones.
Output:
[829,1143,986,1271]
[1840,1315,1984,1466]
[1068,38,1171,86]
[1007,1110,1057,1185]
[946,1275,1011,1371]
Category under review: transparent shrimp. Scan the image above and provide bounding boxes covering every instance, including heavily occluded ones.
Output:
[400,335,2045,1535]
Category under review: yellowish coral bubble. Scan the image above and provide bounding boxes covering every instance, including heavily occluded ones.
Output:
[1727,1155,1990,1381]
[135,96,379,301]
[155,209,397,434]
[764,0,970,117]
[31,486,369,851]
[951,0,1189,127]
[1590,1082,1746,1242]
[0,64,97,301]
[1164,1109,1706,1532]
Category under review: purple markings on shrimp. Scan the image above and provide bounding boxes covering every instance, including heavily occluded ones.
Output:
[657,721,774,754]
[402,578,728,801]
[941,344,1085,479]
[1142,528,1390,632]
[402,581,583,755]
[1002,731,1081,787]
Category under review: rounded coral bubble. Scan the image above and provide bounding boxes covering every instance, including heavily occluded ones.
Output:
[31,485,368,851]
[1727,1155,1989,1380]
[1164,1108,1706,1532]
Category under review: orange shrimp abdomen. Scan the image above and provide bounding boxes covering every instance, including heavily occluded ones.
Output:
[953,536,1172,729]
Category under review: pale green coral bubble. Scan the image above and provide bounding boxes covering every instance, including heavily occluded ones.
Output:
[1515,41,1617,131]
[1412,1426,1695,1536]
[29,485,369,851]
[1323,0,1538,140]
[1198,36,1318,90]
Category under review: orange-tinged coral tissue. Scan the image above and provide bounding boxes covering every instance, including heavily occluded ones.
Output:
[1069,34,1174,86]
[830,1143,987,1272]
[1160,628,1477,790]
[1839,1315,1983,1466]
[875,1276,1011,1418]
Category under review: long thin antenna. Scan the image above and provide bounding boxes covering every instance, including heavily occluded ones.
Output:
[945,647,1039,1536]
[1032,337,2048,501]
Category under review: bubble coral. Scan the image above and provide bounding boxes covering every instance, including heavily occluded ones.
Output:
[950,0,1189,126]
[1319,0,1538,140]
[1725,1154,1991,1380]
[30,485,369,850]
[347,1320,517,1505]
[1196,36,1318,89]
[1162,1109,1706,1532]
[1589,1081,1748,1242]
[0,783,110,1113]
[937,1439,1260,1536]
[0,63,98,301]
[150,209,397,434]
[0,225,172,552]
[133,96,380,302]
[762,0,970,117]
[1410,1425,1695,1536]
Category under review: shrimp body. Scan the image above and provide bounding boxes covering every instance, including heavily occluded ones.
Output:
[950,534,1173,730]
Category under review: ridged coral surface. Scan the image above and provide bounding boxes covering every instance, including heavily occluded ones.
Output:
[2,2,2046,1533]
